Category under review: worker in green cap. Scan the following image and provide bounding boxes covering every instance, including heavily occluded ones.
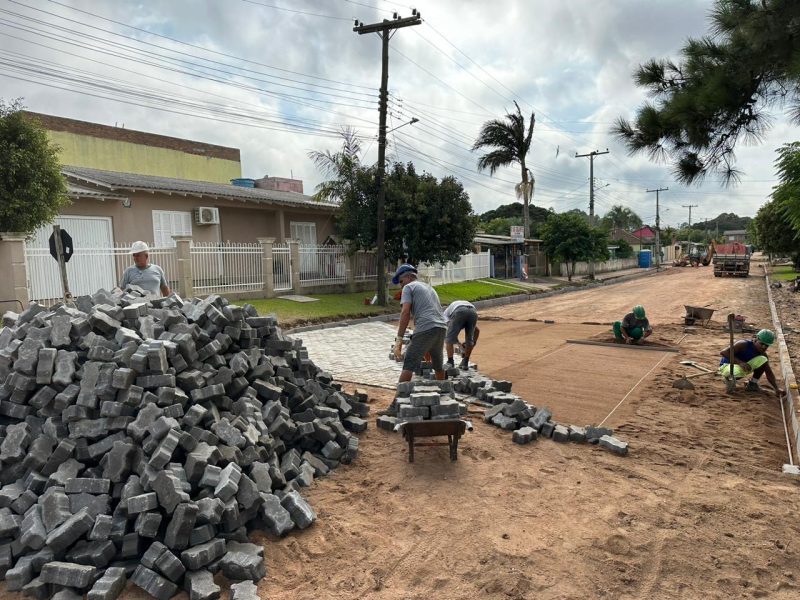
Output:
[718,329,785,396]
[613,305,652,344]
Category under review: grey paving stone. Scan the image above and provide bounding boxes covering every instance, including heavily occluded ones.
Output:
[180,538,227,571]
[130,565,178,600]
[260,493,294,536]
[553,424,570,443]
[599,435,629,456]
[135,512,163,538]
[184,570,221,600]
[65,477,111,495]
[45,507,95,553]
[230,580,259,600]
[163,502,199,551]
[86,566,127,600]
[512,426,537,445]
[40,561,96,588]
[217,541,266,582]
[568,425,587,443]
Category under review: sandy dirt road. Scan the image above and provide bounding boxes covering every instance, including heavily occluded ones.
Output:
[21,266,799,600]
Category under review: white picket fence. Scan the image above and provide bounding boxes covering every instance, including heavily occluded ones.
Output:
[299,245,347,286]
[417,251,491,286]
[25,244,177,306]
[272,243,292,291]
[560,257,639,276]
[191,242,263,295]
[24,239,487,302]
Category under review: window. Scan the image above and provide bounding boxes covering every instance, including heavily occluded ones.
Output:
[290,221,317,246]
[153,210,192,248]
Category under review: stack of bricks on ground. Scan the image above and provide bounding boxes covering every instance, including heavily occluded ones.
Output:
[376,374,628,456]
[0,288,370,600]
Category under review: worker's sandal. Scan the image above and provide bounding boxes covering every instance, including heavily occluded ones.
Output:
[745,380,762,392]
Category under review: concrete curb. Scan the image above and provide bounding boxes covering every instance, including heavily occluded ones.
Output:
[285,266,666,335]
[762,267,800,468]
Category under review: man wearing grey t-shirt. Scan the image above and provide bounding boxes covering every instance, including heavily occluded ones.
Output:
[391,263,447,383]
[120,241,170,298]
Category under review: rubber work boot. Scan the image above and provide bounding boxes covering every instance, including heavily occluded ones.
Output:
[745,379,762,392]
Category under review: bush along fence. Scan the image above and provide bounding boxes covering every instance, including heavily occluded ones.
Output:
[6,233,380,308]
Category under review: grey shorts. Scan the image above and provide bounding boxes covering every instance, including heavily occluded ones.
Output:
[445,306,478,346]
[403,327,446,372]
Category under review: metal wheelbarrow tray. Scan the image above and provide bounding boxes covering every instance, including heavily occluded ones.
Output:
[684,305,715,326]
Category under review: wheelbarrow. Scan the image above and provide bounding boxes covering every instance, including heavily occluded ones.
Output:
[684,305,715,327]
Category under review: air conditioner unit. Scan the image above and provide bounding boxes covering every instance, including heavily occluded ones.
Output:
[194,206,219,225]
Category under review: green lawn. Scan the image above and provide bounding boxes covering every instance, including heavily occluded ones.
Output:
[242,278,529,326]
[771,265,800,281]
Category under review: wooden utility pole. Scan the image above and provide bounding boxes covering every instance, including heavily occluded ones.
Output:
[646,188,668,270]
[682,204,699,227]
[575,149,609,279]
[354,11,421,305]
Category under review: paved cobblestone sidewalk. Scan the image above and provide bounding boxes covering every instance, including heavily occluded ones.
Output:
[293,322,402,388]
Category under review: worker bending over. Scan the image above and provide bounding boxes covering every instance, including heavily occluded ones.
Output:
[613,305,652,344]
[444,300,480,371]
[392,264,447,383]
[718,329,784,397]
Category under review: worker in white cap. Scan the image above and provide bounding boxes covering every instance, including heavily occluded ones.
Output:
[120,241,170,297]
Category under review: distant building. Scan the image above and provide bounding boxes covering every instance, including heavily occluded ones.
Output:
[723,229,748,243]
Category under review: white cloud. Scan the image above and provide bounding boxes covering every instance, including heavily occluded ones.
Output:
[2,0,798,226]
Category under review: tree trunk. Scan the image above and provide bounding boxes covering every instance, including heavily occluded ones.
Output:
[521,165,530,239]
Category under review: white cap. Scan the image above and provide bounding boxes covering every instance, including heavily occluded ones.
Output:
[130,241,149,255]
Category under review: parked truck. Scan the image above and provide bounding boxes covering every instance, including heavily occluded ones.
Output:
[712,242,750,277]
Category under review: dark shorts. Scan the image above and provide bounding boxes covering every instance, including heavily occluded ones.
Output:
[403,327,446,372]
[445,307,478,346]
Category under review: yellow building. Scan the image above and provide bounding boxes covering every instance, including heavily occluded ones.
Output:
[26,111,242,184]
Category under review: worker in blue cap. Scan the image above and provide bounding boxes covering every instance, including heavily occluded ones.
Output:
[391,263,447,383]
[718,329,784,396]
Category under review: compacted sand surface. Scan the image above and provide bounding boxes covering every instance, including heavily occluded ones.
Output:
[10,266,797,600]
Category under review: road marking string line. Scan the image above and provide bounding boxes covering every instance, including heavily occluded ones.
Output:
[599,351,674,427]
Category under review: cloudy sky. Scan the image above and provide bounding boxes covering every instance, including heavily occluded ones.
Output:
[2,0,796,227]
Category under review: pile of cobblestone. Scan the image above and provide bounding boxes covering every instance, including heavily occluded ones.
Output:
[0,289,369,600]
[376,369,628,455]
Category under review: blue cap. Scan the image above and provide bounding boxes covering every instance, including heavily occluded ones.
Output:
[392,264,417,285]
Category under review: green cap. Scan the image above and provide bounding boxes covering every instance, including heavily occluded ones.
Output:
[756,329,775,346]
[632,305,646,319]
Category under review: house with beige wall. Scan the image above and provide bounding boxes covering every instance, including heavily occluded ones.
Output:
[24,112,336,249]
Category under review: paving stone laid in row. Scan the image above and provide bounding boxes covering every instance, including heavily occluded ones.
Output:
[377,366,629,456]
[295,322,405,388]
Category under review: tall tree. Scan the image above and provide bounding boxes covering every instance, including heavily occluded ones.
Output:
[601,204,643,231]
[307,127,363,203]
[473,102,536,238]
[771,141,800,236]
[750,198,798,267]
[0,100,69,232]
[334,162,477,265]
[614,0,800,184]
[540,213,609,281]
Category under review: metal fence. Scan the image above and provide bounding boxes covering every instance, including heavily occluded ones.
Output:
[25,243,177,306]
[417,251,491,286]
[299,244,347,286]
[273,243,292,291]
[191,242,263,295]
[353,251,377,281]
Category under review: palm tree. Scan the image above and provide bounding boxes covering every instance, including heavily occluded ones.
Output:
[473,102,535,238]
[307,127,363,203]
[601,204,643,231]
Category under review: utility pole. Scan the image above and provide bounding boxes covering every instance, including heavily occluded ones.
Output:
[575,149,609,279]
[354,11,421,306]
[682,204,699,227]
[646,187,668,270]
